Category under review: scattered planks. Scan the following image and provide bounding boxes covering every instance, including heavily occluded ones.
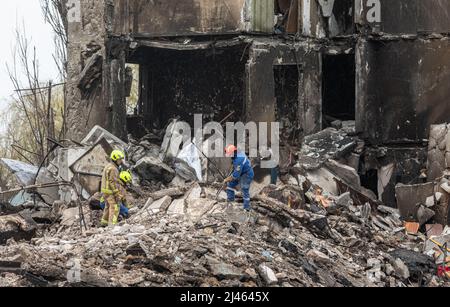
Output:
[254,195,335,239]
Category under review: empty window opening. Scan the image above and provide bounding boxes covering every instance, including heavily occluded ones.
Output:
[329,0,355,36]
[125,64,140,115]
[274,65,300,142]
[322,54,356,128]
[275,0,299,34]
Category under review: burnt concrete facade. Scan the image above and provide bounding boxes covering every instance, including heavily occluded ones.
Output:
[65,0,450,205]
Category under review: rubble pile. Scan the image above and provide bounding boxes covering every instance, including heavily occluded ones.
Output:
[0,179,448,287]
[0,124,449,287]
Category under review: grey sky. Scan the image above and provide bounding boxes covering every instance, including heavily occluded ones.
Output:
[0,0,58,114]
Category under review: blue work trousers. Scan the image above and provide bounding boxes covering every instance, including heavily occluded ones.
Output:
[227,173,253,210]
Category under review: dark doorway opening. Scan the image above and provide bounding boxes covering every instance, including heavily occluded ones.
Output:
[274,65,300,142]
[322,54,356,128]
[360,169,379,199]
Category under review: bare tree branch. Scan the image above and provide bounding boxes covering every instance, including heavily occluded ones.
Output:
[40,0,68,79]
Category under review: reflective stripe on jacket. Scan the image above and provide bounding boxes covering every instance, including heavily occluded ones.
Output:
[231,152,254,180]
[101,163,125,201]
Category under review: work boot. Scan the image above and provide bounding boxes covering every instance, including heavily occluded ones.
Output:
[100,219,108,228]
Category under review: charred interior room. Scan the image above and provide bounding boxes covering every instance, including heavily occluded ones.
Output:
[128,42,249,131]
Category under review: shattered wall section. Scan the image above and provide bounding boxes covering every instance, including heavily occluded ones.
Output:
[246,39,322,135]
[66,0,108,141]
[356,0,450,34]
[362,147,428,207]
[113,0,251,36]
[66,0,128,142]
[356,38,450,144]
[427,124,450,181]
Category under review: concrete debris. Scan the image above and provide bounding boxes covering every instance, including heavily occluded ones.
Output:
[60,207,83,227]
[148,188,188,201]
[425,196,435,208]
[134,156,176,184]
[390,249,436,281]
[325,159,361,188]
[70,139,113,197]
[395,183,435,221]
[160,120,188,162]
[0,214,37,245]
[81,125,127,150]
[335,192,353,208]
[298,128,357,170]
[143,196,172,215]
[257,264,278,286]
[417,206,436,227]
[441,181,450,194]
[435,192,443,203]
[305,168,339,196]
[425,224,444,238]
[434,178,450,226]
[167,199,185,216]
[0,158,39,187]
[377,205,400,216]
[427,124,450,181]
[306,249,330,265]
[207,257,244,280]
[392,258,410,280]
[0,175,446,287]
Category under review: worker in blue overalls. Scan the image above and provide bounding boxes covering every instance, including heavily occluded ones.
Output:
[223,145,255,212]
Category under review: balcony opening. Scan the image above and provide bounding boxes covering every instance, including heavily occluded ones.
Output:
[129,43,249,133]
[322,53,356,128]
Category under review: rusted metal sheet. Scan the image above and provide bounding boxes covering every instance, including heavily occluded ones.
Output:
[113,0,246,36]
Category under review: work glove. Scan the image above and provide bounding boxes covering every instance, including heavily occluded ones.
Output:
[223,176,234,184]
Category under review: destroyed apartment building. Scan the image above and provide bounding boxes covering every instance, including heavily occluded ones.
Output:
[64,0,450,220]
[0,0,449,287]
